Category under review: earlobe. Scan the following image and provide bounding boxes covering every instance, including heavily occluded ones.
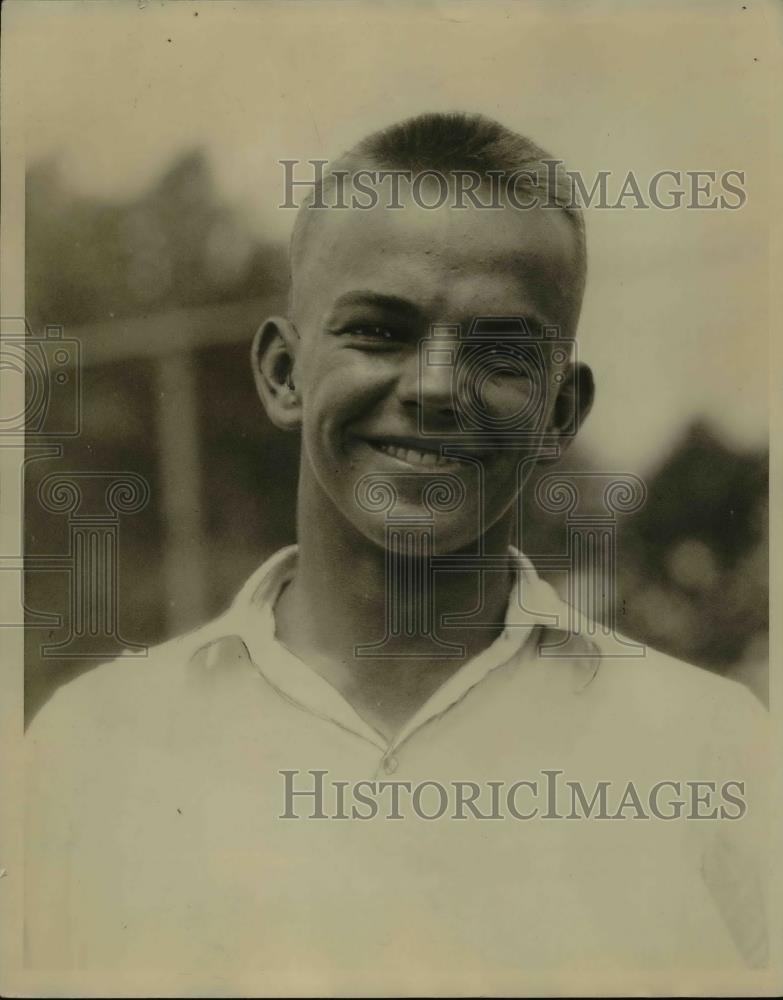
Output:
[250,316,302,432]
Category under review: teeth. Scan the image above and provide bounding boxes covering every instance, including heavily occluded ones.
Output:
[373,442,467,467]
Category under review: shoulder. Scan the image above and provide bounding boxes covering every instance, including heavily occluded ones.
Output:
[579,630,768,775]
[525,565,766,741]
[524,564,764,729]
[24,616,265,863]
[26,611,239,749]
[590,631,765,724]
[526,567,767,771]
[26,546,297,746]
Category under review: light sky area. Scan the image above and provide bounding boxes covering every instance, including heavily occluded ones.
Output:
[12,0,774,474]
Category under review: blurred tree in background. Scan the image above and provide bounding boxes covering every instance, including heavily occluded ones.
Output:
[23,150,768,719]
[617,422,767,672]
[27,150,288,327]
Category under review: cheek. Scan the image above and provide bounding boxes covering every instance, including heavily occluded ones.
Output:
[301,351,395,429]
[467,379,545,434]
[481,377,533,406]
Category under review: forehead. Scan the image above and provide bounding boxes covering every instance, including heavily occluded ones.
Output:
[292,193,583,333]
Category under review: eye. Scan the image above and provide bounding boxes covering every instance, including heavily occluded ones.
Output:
[341,325,400,344]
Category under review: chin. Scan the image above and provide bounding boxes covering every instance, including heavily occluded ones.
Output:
[351,508,495,558]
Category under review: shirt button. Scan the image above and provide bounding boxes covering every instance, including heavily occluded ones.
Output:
[383,755,398,774]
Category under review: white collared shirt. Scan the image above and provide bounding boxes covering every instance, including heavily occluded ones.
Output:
[228,544,597,758]
[25,546,769,991]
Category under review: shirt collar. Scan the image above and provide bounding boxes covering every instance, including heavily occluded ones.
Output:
[212,545,584,753]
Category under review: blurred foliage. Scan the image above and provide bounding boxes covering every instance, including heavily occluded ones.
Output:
[616,422,767,670]
[524,423,767,695]
[24,150,768,719]
[26,150,287,327]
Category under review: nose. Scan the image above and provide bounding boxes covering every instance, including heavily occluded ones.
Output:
[396,343,456,420]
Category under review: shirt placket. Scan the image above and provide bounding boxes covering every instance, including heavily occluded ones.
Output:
[235,544,572,778]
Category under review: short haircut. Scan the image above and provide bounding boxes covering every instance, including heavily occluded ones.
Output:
[290,111,587,310]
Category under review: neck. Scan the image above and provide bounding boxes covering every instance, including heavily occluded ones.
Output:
[273,467,518,740]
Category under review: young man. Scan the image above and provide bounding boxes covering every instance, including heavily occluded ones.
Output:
[26,114,768,991]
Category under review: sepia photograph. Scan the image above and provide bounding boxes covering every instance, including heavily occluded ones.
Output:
[0,0,780,995]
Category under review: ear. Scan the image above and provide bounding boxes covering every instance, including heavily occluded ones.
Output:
[539,361,595,462]
[250,316,302,432]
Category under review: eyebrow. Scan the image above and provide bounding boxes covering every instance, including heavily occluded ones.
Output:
[328,290,550,333]
[328,290,424,318]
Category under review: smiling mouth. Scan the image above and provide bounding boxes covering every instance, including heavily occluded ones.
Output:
[361,436,481,469]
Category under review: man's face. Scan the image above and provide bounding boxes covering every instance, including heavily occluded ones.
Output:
[289,190,584,553]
